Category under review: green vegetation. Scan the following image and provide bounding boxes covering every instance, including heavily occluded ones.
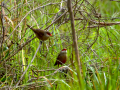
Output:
[0,0,120,89]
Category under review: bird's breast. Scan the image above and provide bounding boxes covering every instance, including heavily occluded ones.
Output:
[62,59,67,63]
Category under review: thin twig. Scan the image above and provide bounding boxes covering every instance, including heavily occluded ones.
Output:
[1,37,36,62]
[15,43,41,88]
[4,2,61,43]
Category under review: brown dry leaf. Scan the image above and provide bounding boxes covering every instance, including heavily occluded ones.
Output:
[4,16,14,27]
[40,76,53,87]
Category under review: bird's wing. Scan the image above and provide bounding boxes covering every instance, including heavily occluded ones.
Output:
[27,24,45,36]
[54,53,62,66]
[57,52,62,60]
[34,29,45,37]
[38,30,45,37]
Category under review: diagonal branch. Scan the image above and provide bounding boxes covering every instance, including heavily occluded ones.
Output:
[15,42,41,88]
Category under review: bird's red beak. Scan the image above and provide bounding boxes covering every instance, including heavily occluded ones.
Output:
[50,34,52,36]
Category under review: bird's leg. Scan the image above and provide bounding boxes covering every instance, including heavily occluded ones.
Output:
[43,41,44,53]
[40,41,43,44]
[39,40,42,53]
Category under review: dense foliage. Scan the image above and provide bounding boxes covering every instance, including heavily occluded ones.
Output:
[0,0,120,89]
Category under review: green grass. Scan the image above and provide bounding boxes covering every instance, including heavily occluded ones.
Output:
[0,0,120,89]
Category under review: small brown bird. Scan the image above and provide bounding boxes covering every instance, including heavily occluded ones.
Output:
[54,48,67,67]
[27,24,52,41]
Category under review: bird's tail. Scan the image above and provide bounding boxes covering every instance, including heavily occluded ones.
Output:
[54,61,57,66]
[27,24,35,31]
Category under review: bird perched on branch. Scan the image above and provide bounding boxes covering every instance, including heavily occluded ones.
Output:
[27,24,52,41]
[54,48,67,67]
